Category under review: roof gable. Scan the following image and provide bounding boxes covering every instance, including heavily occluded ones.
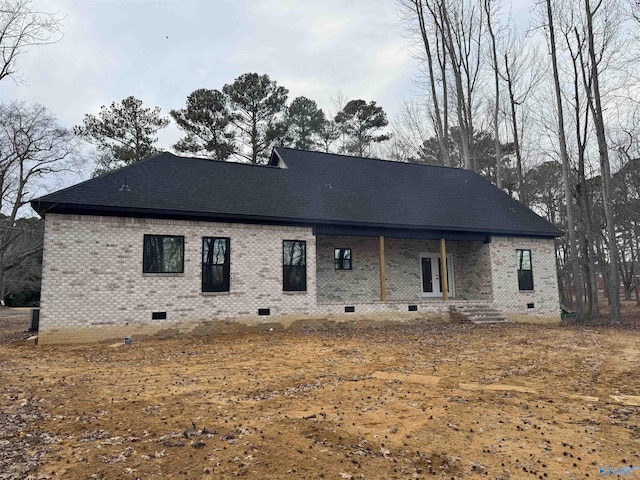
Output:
[31,147,562,238]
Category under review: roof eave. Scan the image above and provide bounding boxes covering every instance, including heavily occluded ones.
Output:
[32,201,563,239]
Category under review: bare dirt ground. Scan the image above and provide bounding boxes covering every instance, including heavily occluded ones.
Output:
[1,305,640,479]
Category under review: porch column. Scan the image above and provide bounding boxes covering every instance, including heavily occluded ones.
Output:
[440,238,448,301]
[379,236,386,301]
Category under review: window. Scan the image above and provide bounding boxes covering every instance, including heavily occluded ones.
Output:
[334,248,352,270]
[202,237,230,292]
[283,240,306,291]
[516,249,534,291]
[143,235,184,273]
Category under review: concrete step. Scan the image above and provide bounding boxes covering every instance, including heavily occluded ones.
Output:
[451,304,508,325]
[456,305,496,312]
[459,308,499,315]
[468,316,508,324]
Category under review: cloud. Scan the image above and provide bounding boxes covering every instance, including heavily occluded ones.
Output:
[4,0,425,177]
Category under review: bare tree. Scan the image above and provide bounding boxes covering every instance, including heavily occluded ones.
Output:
[399,0,485,171]
[0,101,78,303]
[0,0,62,84]
[544,0,585,322]
[0,0,64,304]
[499,23,546,206]
[399,0,452,166]
[584,0,621,323]
[551,10,592,313]
[484,0,503,188]
[438,0,484,171]
[2,216,41,304]
[562,16,602,317]
[388,99,433,161]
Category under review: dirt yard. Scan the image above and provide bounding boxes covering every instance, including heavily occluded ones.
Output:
[1,308,640,479]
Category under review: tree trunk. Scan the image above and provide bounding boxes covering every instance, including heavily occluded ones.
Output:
[440,1,473,171]
[584,0,620,323]
[568,25,595,317]
[413,0,451,167]
[545,0,585,322]
[596,234,609,305]
[251,112,258,164]
[504,53,525,204]
[635,223,640,306]
[440,19,450,167]
[587,219,600,316]
[555,239,569,306]
[0,252,5,306]
[619,233,633,301]
[485,0,501,188]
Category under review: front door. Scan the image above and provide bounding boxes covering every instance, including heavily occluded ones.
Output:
[420,254,455,298]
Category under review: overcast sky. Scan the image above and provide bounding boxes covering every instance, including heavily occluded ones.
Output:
[5,1,416,153]
[5,0,531,190]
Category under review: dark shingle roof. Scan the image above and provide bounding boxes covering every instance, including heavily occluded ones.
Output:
[31,147,561,238]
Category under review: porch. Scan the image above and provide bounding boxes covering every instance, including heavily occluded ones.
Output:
[315,233,494,306]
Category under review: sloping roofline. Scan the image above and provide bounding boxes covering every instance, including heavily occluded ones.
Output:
[31,147,563,239]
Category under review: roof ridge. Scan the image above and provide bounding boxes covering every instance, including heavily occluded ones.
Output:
[274,146,468,172]
[171,152,281,169]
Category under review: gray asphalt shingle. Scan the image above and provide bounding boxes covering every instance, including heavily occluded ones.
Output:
[31,147,561,238]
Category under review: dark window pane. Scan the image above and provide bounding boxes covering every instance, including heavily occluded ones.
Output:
[283,265,306,291]
[518,270,534,291]
[143,235,184,273]
[334,248,352,270]
[516,249,534,290]
[203,237,230,292]
[284,241,306,291]
[421,257,433,293]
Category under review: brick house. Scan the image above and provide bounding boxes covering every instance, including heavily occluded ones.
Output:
[31,147,561,344]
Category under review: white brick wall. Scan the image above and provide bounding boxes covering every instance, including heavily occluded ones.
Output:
[489,236,560,318]
[316,236,493,302]
[316,236,380,302]
[40,215,317,336]
[39,215,560,343]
